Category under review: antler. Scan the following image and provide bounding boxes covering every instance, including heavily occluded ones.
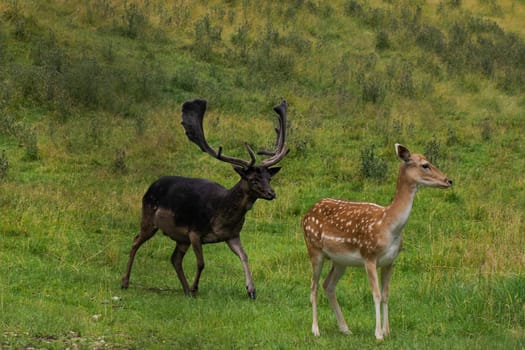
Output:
[181,99,254,168]
[181,99,288,169]
[260,100,288,167]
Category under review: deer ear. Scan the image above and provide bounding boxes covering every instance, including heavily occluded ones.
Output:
[395,143,411,162]
[267,167,281,177]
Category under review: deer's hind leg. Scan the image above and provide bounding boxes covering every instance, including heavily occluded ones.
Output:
[309,250,324,336]
[121,204,159,289]
[171,241,201,296]
[323,263,350,335]
[166,233,204,297]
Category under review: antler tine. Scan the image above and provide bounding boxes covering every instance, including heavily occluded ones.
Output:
[181,99,252,169]
[261,100,289,167]
[244,143,257,167]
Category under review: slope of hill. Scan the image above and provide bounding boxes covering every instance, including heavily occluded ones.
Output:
[1,1,524,348]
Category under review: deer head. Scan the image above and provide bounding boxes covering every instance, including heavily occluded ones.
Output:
[395,143,452,189]
[181,99,288,200]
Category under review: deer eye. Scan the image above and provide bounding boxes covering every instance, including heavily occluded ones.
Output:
[422,163,430,169]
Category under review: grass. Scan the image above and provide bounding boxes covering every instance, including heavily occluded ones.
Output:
[1,0,525,349]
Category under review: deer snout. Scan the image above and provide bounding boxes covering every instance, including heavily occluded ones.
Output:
[441,177,453,188]
[262,189,276,200]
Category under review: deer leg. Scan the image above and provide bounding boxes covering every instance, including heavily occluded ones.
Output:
[364,259,383,340]
[323,262,350,335]
[171,243,192,296]
[121,210,158,289]
[226,237,256,299]
[380,264,393,337]
[188,231,204,295]
[309,252,324,336]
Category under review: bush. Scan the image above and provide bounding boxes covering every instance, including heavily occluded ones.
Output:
[480,119,493,141]
[112,149,127,174]
[397,66,416,98]
[230,23,251,63]
[375,30,390,50]
[343,0,363,16]
[192,15,223,61]
[172,66,199,92]
[359,72,387,104]
[416,25,445,53]
[22,129,40,161]
[424,136,441,164]
[360,144,388,179]
[121,2,149,39]
[0,150,9,179]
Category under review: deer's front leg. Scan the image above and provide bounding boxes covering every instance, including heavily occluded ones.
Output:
[365,259,383,340]
[380,264,394,337]
[226,237,256,299]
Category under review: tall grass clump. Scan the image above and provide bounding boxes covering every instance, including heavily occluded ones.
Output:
[360,144,388,179]
[120,1,149,39]
[22,129,40,161]
[424,136,441,164]
[0,150,8,179]
[230,23,251,63]
[193,14,223,61]
[112,148,127,174]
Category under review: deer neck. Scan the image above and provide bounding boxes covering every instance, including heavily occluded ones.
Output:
[384,166,418,234]
[218,181,257,221]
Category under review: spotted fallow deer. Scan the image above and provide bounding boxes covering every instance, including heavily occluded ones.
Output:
[302,144,452,339]
[121,99,288,299]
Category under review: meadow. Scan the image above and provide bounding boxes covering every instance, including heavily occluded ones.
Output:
[0,0,524,349]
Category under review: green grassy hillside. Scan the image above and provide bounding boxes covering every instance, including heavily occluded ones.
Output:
[1,0,524,349]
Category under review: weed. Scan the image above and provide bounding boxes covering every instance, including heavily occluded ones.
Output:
[480,119,493,141]
[360,144,388,179]
[102,40,115,63]
[172,66,199,92]
[169,0,191,27]
[416,25,445,53]
[424,136,441,164]
[193,14,223,61]
[121,1,148,39]
[230,23,251,63]
[375,30,390,50]
[283,31,312,54]
[0,150,8,179]
[135,59,166,102]
[397,65,416,98]
[446,127,460,146]
[22,129,40,161]
[343,0,363,16]
[0,114,23,138]
[359,72,386,104]
[112,148,127,174]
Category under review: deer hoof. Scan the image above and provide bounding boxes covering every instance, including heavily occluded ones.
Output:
[247,290,256,299]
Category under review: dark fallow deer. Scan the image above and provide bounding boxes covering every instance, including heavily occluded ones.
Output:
[121,99,288,299]
[302,144,452,339]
